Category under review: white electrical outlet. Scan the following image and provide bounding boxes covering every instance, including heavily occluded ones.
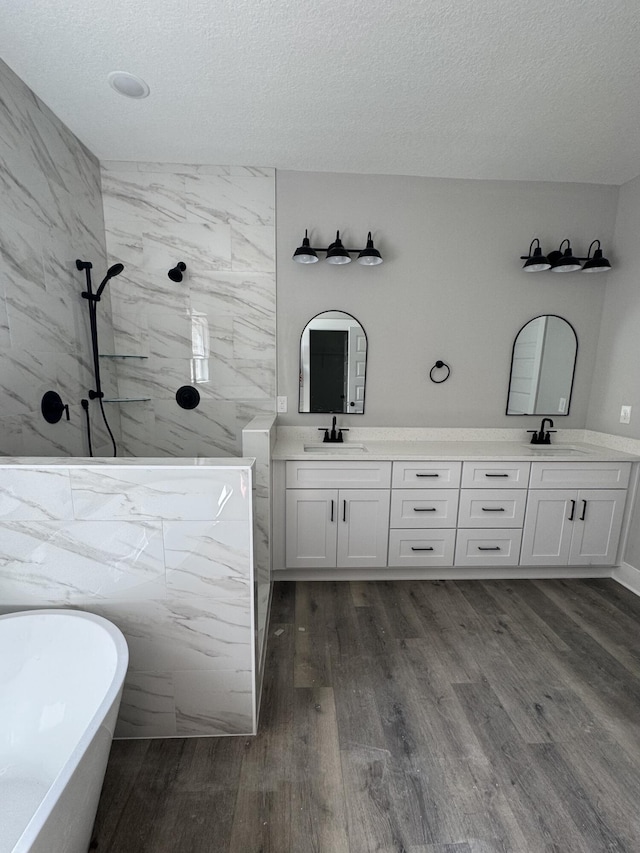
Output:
[277,396,288,413]
[620,405,632,424]
[558,397,567,414]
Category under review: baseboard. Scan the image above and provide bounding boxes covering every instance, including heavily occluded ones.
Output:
[273,566,611,582]
[612,562,640,598]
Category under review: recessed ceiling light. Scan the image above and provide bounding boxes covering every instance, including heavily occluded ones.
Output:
[107,71,150,99]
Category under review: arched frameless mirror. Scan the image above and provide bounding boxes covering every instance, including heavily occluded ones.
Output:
[299,311,367,413]
[506,315,577,415]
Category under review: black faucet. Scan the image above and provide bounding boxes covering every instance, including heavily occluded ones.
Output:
[528,417,557,445]
[318,415,349,443]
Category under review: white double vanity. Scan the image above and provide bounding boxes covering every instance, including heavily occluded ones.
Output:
[272,431,639,581]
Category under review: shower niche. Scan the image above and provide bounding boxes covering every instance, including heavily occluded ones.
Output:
[98,353,151,403]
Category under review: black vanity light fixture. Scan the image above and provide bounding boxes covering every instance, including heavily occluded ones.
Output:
[521,238,612,274]
[293,230,383,266]
[581,240,612,273]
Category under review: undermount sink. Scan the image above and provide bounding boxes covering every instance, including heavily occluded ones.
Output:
[303,443,368,453]
[522,444,589,455]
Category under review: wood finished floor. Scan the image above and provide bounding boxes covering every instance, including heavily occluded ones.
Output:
[92,579,640,853]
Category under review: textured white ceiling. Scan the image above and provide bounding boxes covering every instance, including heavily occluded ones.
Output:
[1,0,640,183]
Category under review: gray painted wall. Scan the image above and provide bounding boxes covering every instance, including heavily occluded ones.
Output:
[587,174,640,439]
[586,174,640,569]
[276,171,619,429]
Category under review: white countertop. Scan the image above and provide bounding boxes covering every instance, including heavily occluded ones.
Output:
[272,429,640,463]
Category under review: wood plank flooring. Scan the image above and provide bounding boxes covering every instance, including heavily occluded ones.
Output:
[91,579,640,852]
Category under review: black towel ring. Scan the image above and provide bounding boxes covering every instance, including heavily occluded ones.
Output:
[429,360,451,384]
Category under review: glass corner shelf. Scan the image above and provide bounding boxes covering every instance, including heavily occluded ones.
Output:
[99,353,149,359]
[102,397,151,403]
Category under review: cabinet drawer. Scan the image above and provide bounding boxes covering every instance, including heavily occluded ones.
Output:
[388,529,455,567]
[529,462,631,490]
[462,461,530,488]
[286,460,391,489]
[458,489,526,528]
[454,529,523,567]
[392,461,461,488]
[390,489,459,528]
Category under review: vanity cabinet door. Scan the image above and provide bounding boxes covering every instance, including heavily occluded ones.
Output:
[568,490,626,566]
[520,490,575,566]
[285,488,390,569]
[520,489,626,567]
[285,489,338,569]
[337,489,391,568]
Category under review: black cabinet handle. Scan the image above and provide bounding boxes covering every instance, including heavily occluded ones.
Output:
[416,473,439,478]
[413,507,437,512]
[568,499,576,521]
[580,500,587,521]
[481,507,505,512]
[411,546,434,552]
[343,500,347,522]
[478,546,501,551]
[330,500,334,522]
[485,473,509,478]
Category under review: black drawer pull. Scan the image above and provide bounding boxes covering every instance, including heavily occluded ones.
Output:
[580,499,587,521]
[481,506,505,512]
[411,546,434,552]
[568,499,576,521]
[485,473,509,478]
[416,473,439,478]
[478,546,501,551]
[330,500,334,522]
[413,507,437,512]
[343,500,347,522]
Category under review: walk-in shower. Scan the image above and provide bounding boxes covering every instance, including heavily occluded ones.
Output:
[76,259,124,456]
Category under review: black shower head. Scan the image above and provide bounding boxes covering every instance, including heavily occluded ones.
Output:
[107,263,124,278]
[95,262,125,298]
[168,262,187,282]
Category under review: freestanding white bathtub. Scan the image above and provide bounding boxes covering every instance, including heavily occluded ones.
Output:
[0,609,128,853]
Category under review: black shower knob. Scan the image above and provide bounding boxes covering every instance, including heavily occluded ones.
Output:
[176,385,200,409]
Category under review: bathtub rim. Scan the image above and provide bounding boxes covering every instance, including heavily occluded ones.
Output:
[0,608,128,853]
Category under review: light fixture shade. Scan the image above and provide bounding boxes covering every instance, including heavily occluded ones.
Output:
[357,232,383,265]
[326,231,351,264]
[293,230,319,264]
[549,240,581,272]
[582,241,612,273]
[522,240,550,272]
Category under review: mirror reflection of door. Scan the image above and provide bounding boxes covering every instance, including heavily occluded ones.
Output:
[348,325,366,411]
[309,329,348,412]
[506,315,577,415]
[299,311,367,413]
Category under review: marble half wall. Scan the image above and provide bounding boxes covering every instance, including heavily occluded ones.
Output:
[100,162,276,457]
[0,459,257,738]
[242,414,276,696]
[0,59,119,456]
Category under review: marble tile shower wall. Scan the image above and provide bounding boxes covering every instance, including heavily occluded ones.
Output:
[0,460,257,738]
[0,59,120,456]
[100,162,276,457]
